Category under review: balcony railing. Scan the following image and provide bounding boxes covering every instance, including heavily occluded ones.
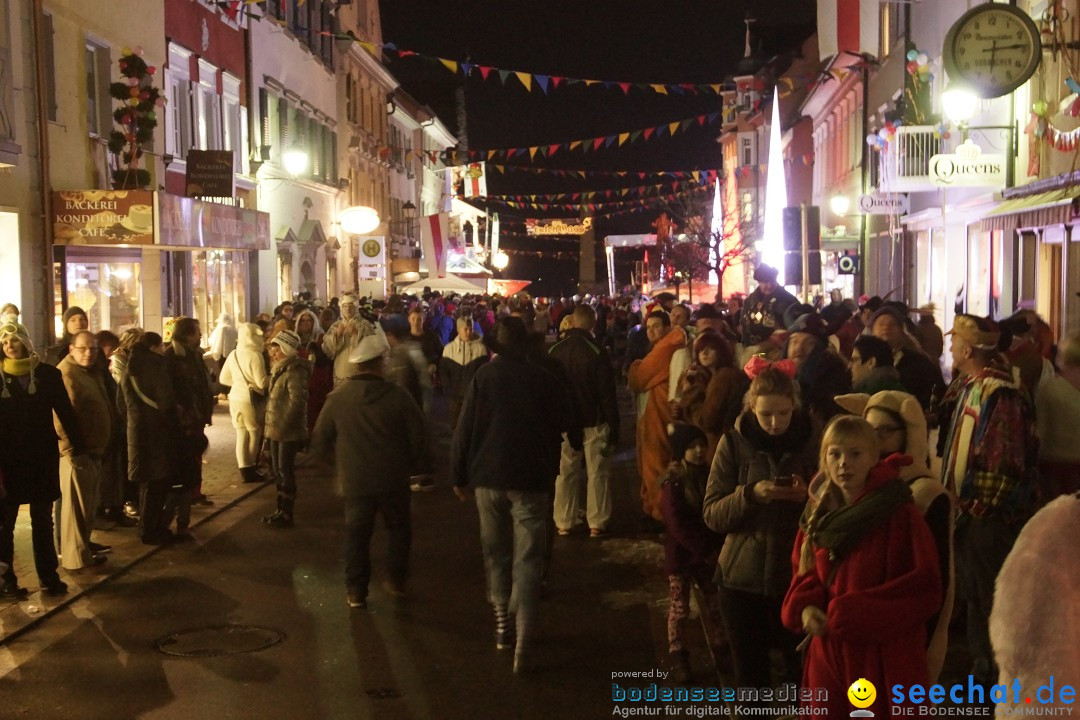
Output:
[878,126,955,193]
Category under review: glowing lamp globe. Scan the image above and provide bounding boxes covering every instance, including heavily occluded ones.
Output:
[282,149,308,176]
[492,251,510,270]
[339,205,381,235]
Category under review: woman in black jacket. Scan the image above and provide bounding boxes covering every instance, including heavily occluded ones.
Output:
[0,323,85,597]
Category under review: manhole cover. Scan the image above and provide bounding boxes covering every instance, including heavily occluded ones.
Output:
[155,624,286,658]
[365,688,402,700]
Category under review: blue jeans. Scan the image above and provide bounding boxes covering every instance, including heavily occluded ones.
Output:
[474,488,547,627]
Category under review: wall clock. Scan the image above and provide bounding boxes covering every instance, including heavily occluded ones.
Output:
[943,3,1042,98]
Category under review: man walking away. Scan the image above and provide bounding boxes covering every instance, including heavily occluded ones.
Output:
[310,334,426,609]
[451,317,581,673]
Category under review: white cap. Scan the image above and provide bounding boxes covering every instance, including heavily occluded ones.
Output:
[348,333,390,363]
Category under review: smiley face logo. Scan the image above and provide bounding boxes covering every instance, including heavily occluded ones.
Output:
[848,678,877,709]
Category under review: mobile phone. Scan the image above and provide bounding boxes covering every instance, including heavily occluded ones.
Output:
[773,475,793,487]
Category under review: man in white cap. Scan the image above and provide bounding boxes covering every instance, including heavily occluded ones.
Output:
[310,332,426,610]
[321,294,379,387]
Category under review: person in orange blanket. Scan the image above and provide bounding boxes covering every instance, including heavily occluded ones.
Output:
[628,309,687,523]
[781,415,942,718]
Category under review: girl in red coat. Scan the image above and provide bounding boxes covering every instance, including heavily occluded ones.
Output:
[782,415,942,718]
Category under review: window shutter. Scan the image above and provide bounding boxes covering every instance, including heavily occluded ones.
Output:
[259,88,269,149]
[278,97,289,151]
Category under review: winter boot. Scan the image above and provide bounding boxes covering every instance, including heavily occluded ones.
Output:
[240,467,263,484]
[264,495,293,528]
[494,603,515,650]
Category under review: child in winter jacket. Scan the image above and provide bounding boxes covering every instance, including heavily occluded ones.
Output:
[659,422,727,683]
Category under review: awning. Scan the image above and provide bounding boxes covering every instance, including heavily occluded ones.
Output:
[980,187,1080,232]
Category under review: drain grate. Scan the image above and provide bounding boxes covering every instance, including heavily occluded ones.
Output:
[155,624,286,658]
[365,688,402,700]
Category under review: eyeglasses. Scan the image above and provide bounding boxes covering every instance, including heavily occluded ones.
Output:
[873,425,904,436]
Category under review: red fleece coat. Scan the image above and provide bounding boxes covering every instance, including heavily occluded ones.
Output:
[781,460,942,718]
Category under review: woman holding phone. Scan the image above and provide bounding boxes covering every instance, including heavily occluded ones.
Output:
[702,363,818,689]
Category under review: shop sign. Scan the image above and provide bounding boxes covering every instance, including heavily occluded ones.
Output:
[352,236,385,266]
[52,190,155,245]
[858,193,910,215]
[185,150,235,198]
[525,216,593,236]
[929,140,1005,188]
[158,193,270,250]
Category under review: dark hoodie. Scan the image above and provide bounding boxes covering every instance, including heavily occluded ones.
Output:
[44,306,89,366]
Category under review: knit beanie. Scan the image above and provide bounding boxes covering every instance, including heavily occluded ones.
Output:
[271,329,301,356]
[62,306,88,334]
[0,322,38,397]
[668,422,707,462]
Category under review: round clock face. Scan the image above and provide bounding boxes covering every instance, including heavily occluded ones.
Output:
[944,3,1042,98]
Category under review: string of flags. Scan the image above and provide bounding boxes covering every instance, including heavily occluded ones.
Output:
[483,175,716,202]
[466,111,723,161]
[489,165,720,179]
[482,184,711,219]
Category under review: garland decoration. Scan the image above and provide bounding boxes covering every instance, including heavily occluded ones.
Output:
[107,47,163,190]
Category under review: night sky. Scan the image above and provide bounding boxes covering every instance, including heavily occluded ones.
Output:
[380,0,816,296]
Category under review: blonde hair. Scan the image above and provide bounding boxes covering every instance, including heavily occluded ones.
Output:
[818,415,880,479]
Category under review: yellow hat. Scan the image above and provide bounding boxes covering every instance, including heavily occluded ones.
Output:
[946,314,1000,350]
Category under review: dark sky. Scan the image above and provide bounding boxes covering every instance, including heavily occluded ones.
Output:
[380,0,816,295]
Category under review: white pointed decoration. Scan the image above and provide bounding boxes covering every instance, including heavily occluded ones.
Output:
[761,87,787,284]
[708,177,722,288]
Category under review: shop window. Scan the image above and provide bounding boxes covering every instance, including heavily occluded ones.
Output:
[193,250,247,337]
[65,259,142,332]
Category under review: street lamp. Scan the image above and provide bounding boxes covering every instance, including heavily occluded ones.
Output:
[282,148,309,177]
[492,251,509,270]
[942,82,1016,187]
[942,83,978,125]
[339,205,381,234]
[829,194,851,217]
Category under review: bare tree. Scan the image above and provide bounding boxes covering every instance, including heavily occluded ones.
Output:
[665,183,755,300]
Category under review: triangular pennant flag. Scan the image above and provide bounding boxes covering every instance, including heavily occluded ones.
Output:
[515,72,532,91]
[618,132,630,146]
[697,114,707,126]
[552,76,565,89]
[529,146,539,159]
[488,150,497,160]
[669,122,680,135]
[630,130,642,143]
[460,62,474,76]
[478,66,493,80]
[651,84,668,95]
[439,58,458,73]
[535,75,551,93]
[569,140,582,151]
[643,127,655,141]
[618,83,631,95]
[680,119,693,130]
[707,112,720,123]
[604,136,616,148]
[638,173,646,179]
[692,171,700,182]
[621,188,629,196]
[498,69,512,84]
[357,41,376,55]
[584,79,601,86]
[593,138,604,151]
[710,84,723,93]
[578,171,586,179]
[548,144,560,156]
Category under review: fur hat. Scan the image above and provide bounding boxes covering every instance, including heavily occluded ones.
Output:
[484,316,530,357]
[753,264,779,283]
[668,422,707,461]
[946,314,1001,350]
[271,329,301,356]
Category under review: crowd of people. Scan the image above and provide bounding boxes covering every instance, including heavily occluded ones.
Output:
[0,264,1078,696]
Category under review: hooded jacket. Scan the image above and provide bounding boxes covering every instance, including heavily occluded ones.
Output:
[310,374,425,497]
[782,457,943,718]
[219,323,269,409]
[835,390,955,683]
[439,333,489,402]
[264,354,311,443]
[702,409,816,598]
